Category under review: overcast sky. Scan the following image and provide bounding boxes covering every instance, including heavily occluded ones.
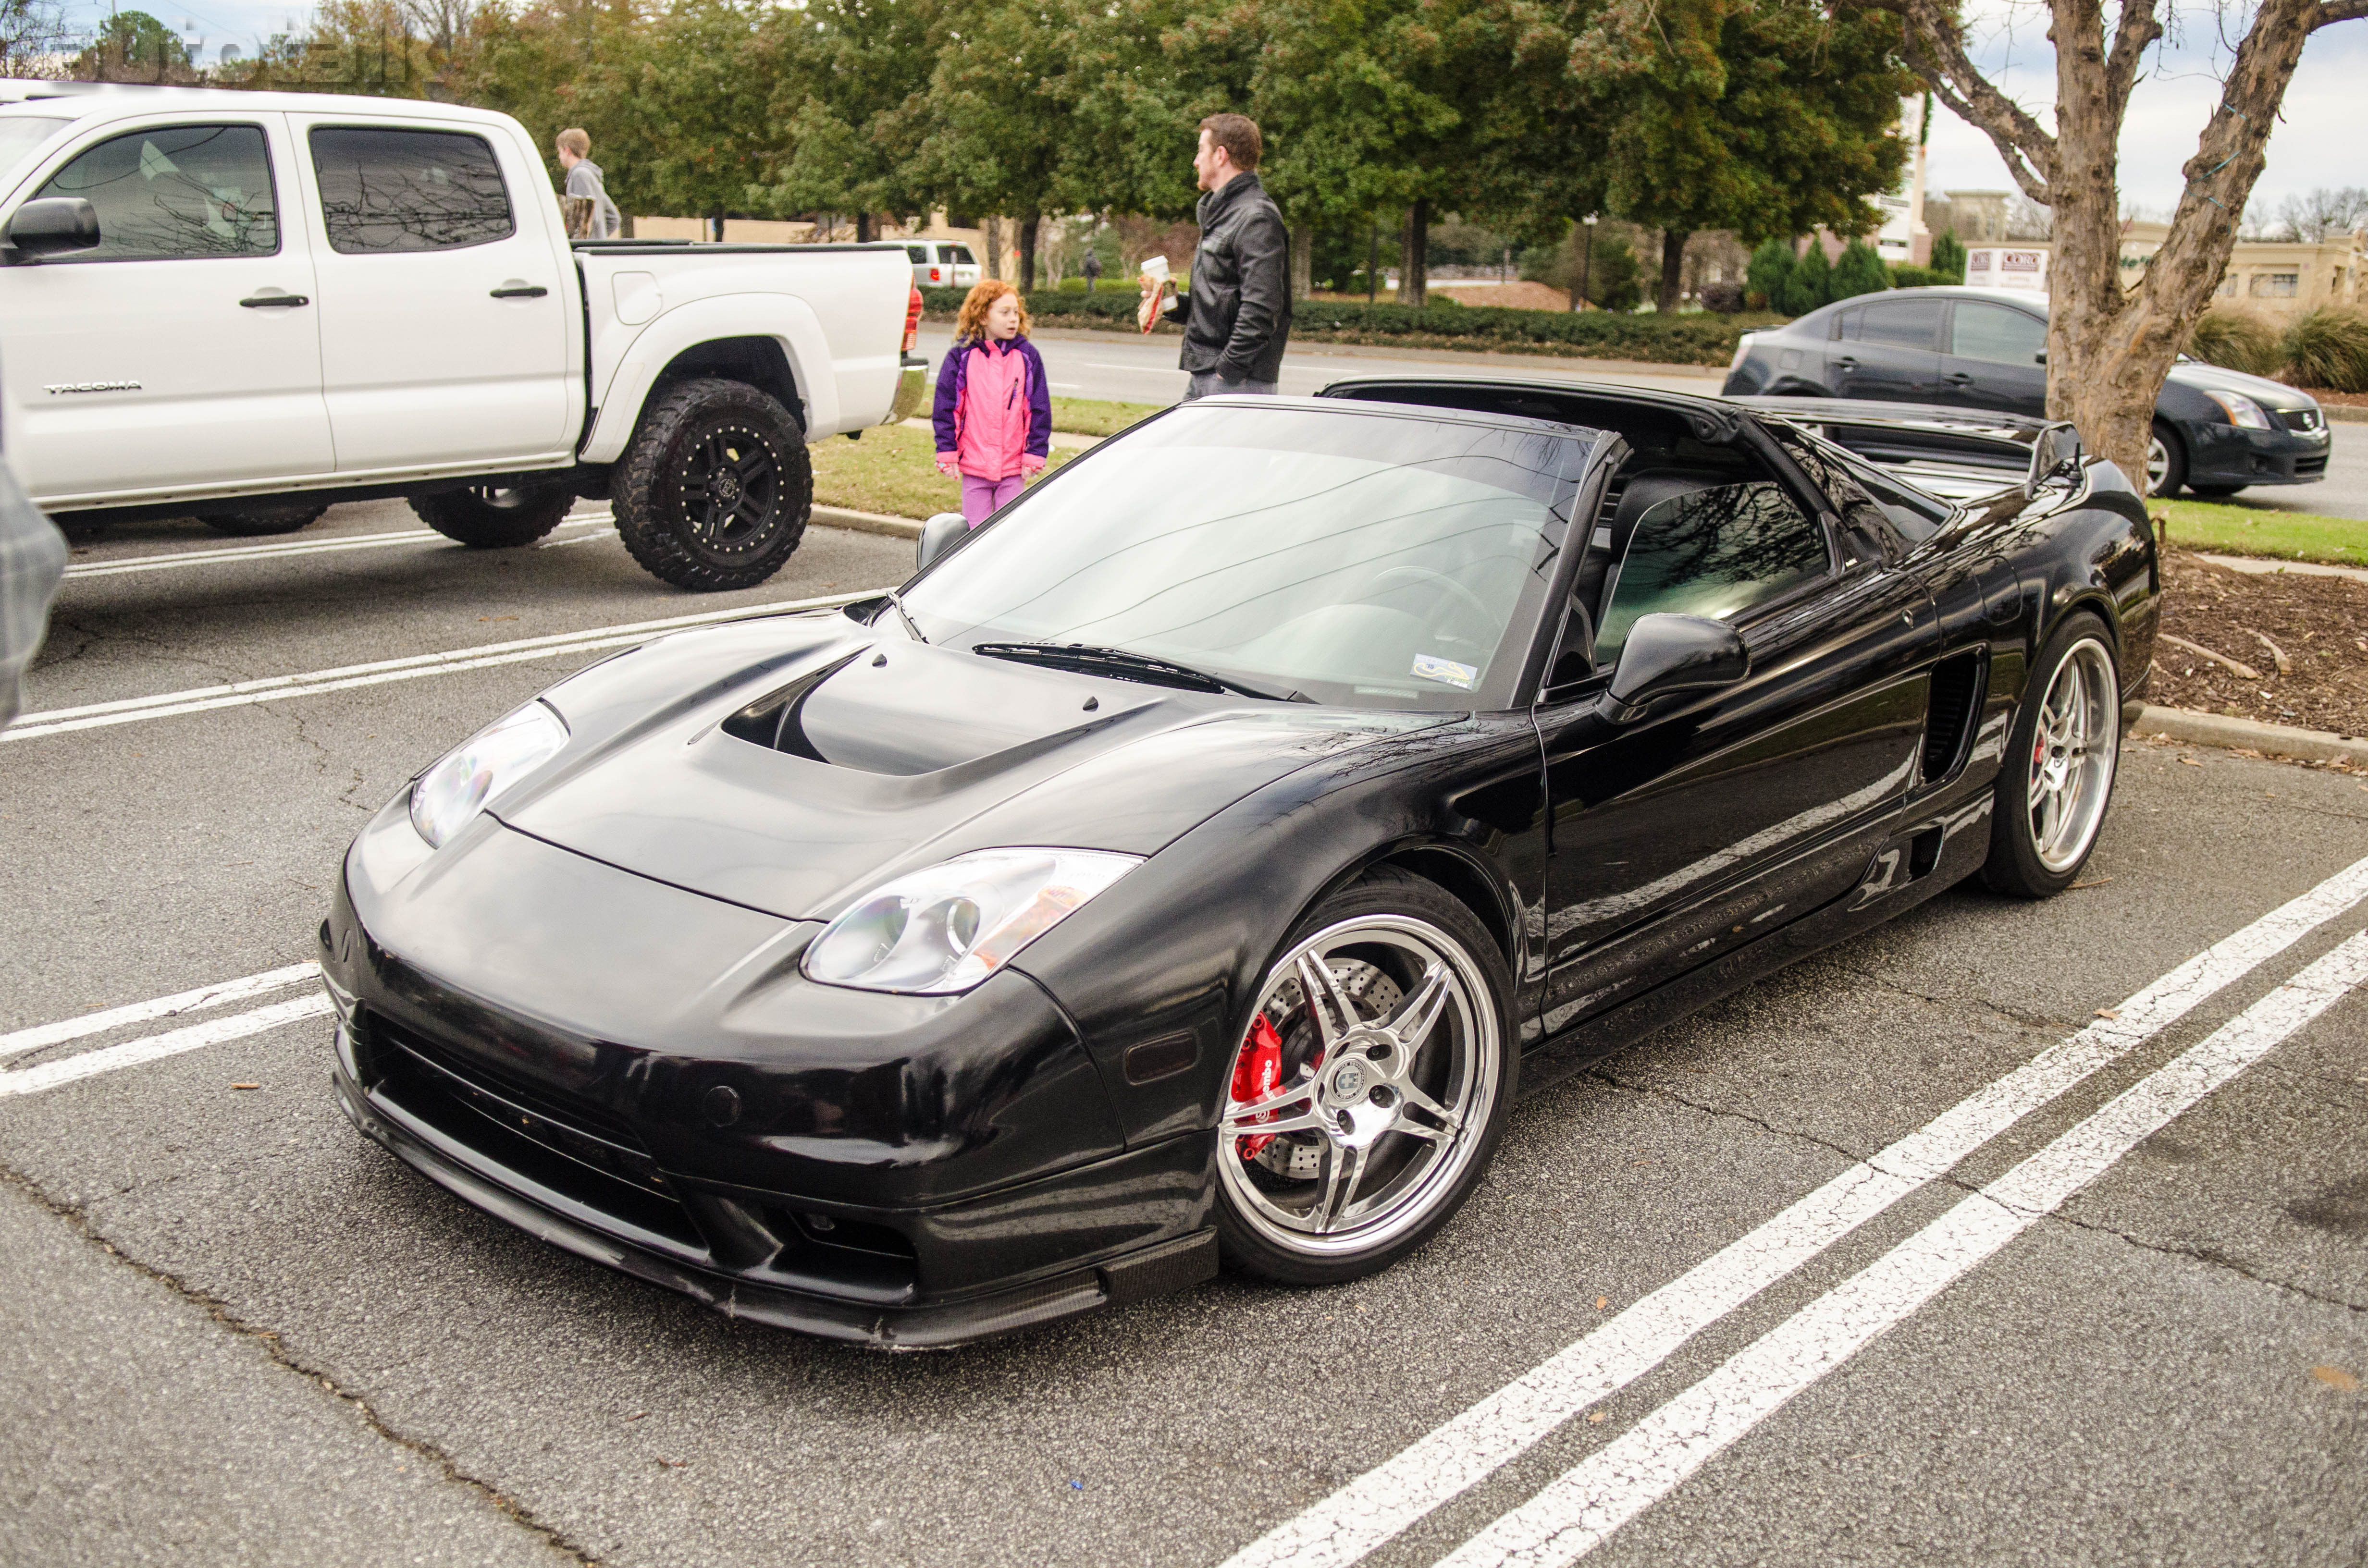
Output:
[54,0,2368,220]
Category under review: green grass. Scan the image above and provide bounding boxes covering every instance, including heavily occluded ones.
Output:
[809,423,1074,520]
[2157,498,2368,568]
[1050,396,1164,437]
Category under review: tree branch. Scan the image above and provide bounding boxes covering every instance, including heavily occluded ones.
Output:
[2313,0,2368,27]
[1870,0,2057,201]
[2103,0,2163,124]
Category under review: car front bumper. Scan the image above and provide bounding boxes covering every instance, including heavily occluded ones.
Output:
[2181,418,2331,487]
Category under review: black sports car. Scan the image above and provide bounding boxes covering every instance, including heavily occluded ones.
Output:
[1719,285,2331,499]
[323,380,2159,1348]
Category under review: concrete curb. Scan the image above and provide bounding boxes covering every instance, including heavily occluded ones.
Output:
[2321,404,2368,425]
[812,504,922,539]
[2130,703,2368,766]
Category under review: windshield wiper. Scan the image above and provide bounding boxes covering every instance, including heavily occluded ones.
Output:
[970,642,1307,702]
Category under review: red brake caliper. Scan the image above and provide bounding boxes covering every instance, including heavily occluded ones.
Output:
[1231,1014,1284,1160]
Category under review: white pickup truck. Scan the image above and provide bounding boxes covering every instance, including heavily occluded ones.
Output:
[0,83,924,590]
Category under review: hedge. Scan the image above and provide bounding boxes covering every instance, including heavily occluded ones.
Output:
[918,285,1780,368]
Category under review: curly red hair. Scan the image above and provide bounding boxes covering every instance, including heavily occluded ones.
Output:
[954,279,1030,343]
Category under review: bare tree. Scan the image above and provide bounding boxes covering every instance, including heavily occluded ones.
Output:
[1868,0,2368,485]
[0,0,70,75]
[2272,185,2368,240]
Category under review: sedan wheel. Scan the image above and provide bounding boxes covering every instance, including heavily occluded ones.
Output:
[2146,423,2187,498]
[1983,614,2120,897]
[1215,873,1515,1285]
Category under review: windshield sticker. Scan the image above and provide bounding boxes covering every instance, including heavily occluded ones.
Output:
[1411,654,1478,690]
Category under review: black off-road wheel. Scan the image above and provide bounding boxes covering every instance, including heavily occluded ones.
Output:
[409,480,576,549]
[1982,612,2121,899]
[613,377,810,592]
[198,502,328,537]
[1214,868,1517,1288]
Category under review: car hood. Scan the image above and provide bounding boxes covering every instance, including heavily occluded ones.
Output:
[493,611,1439,923]
[2168,361,2316,408]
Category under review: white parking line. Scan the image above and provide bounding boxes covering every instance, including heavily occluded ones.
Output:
[2,588,876,743]
[0,992,335,1099]
[1441,926,2368,1568]
[1221,849,2368,1568]
[62,512,615,580]
[0,962,318,1064]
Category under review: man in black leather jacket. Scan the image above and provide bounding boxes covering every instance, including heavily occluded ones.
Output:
[1138,114,1292,399]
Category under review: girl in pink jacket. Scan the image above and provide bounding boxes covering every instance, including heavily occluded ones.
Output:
[932,280,1053,526]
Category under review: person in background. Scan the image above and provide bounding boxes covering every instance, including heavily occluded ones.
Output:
[1137,112,1291,399]
[933,280,1052,527]
[1081,249,1103,293]
[554,128,620,241]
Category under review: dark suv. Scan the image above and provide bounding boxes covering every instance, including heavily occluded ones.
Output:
[1721,285,2330,499]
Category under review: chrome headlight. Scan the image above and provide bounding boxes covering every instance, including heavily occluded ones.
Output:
[408,700,569,848]
[803,848,1143,995]
[2205,390,2272,429]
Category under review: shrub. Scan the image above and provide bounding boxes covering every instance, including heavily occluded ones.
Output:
[2281,306,2368,392]
[2186,308,2285,378]
[1830,239,1892,301]
[1779,245,1832,316]
[1929,231,1967,282]
[1889,264,1950,289]
[1056,275,1089,293]
[1745,239,1795,314]
[1698,280,1746,314]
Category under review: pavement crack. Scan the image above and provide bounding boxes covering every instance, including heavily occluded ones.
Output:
[1822,959,2062,1032]
[1583,1066,1877,1173]
[2038,1206,2368,1315]
[0,1161,603,1565]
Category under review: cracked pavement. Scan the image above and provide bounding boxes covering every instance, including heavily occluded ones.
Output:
[3,499,2365,1567]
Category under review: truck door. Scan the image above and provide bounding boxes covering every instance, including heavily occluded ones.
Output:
[0,114,332,505]
[288,118,575,473]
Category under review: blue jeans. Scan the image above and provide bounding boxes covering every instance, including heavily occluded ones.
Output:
[1184,371,1280,401]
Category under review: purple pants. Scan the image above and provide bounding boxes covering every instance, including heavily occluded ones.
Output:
[961,472,1026,525]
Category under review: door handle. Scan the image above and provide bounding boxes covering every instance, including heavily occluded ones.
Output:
[239,293,309,308]
[1834,355,1857,369]
[1944,371,1975,385]
[490,282,549,298]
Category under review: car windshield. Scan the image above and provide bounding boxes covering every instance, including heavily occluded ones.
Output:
[901,403,1587,710]
[0,115,70,185]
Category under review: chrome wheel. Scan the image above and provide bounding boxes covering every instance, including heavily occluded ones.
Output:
[2145,435,2169,495]
[1217,914,1500,1258]
[2026,637,2118,872]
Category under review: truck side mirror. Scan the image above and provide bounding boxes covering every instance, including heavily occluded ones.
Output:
[4,198,100,259]
[2024,421,2082,497]
[915,511,967,573]
[1600,613,1748,723]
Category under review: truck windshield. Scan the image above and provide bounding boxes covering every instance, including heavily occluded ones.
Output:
[901,403,1587,711]
[0,116,69,185]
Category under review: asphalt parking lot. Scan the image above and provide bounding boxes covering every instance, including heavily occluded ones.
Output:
[3,499,2366,1567]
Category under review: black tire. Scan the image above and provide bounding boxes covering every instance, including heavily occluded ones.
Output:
[1214,866,1517,1287]
[613,377,811,592]
[1982,612,2121,899]
[2146,421,2187,498]
[408,480,575,549]
[197,502,328,537]
[2187,483,2245,499]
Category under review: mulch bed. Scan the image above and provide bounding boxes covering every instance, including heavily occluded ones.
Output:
[2149,549,2368,738]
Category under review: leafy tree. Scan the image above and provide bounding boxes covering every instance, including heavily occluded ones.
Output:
[1523,220,1644,310]
[755,0,946,240]
[1565,0,1915,312]
[1830,237,1892,300]
[1779,243,1831,316]
[914,0,1080,289]
[75,9,192,80]
[1744,236,1795,309]
[1928,229,1965,281]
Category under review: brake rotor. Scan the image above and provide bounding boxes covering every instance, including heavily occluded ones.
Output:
[1250,959,1401,1179]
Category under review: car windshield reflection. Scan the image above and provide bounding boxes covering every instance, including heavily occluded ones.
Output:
[900,403,1585,711]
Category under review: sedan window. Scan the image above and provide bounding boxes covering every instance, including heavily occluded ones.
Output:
[1950,302,2047,365]
[1594,482,1829,665]
[32,123,278,262]
[1857,299,1945,351]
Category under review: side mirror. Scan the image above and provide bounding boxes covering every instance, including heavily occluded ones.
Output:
[4,197,99,258]
[915,510,967,572]
[1602,613,1747,723]
[2023,421,2082,497]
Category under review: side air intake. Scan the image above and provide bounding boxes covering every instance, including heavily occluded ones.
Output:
[1922,649,1985,785]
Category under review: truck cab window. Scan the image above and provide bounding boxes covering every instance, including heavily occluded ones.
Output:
[308,127,512,254]
[34,124,277,262]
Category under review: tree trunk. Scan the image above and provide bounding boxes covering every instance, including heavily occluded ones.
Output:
[1018,214,1040,293]
[1398,198,1430,306]
[984,216,1003,281]
[856,212,874,244]
[1290,222,1313,299]
[1367,220,1379,304]
[710,210,725,244]
[1657,229,1691,314]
